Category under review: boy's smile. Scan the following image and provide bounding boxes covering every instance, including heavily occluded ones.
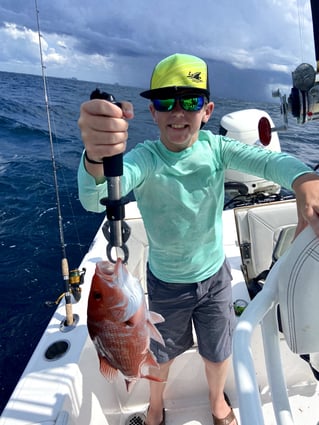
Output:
[150,98,214,152]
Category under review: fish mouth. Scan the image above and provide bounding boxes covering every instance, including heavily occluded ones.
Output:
[95,261,118,288]
[98,261,115,275]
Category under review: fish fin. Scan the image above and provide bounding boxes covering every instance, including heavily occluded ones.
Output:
[145,350,161,369]
[141,374,166,384]
[149,310,165,324]
[98,354,118,382]
[141,352,165,384]
[147,320,165,345]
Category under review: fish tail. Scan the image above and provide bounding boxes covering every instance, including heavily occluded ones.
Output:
[125,373,165,391]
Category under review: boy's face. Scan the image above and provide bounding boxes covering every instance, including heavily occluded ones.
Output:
[149,96,214,152]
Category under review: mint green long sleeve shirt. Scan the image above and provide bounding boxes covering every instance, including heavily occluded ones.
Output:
[78,130,312,283]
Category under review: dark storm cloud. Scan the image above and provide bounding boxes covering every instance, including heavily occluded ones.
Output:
[0,0,315,100]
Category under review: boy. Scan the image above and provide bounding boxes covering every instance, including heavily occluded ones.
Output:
[78,53,319,425]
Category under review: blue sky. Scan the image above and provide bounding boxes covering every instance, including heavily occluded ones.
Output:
[0,0,315,100]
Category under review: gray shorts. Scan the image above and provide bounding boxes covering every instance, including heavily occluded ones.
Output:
[147,259,235,363]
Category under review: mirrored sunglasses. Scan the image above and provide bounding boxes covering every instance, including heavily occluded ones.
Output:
[152,95,205,112]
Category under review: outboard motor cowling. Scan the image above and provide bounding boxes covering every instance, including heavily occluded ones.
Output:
[221,109,281,195]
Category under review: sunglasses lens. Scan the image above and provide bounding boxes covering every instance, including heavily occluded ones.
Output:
[153,98,175,111]
[152,96,205,112]
[180,96,205,111]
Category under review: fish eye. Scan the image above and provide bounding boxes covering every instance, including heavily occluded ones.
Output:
[93,291,102,300]
[125,320,134,327]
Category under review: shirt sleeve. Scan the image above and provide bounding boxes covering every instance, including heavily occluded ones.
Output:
[220,137,314,190]
[77,151,106,212]
[77,145,154,212]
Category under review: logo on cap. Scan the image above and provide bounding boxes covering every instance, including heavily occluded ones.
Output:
[187,71,203,83]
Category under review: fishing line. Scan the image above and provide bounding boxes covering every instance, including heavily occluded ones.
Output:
[34,0,85,326]
[296,0,307,63]
[296,0,317,65]
[32,15,83,259]
[42,80,84,259]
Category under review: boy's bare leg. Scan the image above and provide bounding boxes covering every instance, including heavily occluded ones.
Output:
[203,356,236,424]
[145,359,174,425]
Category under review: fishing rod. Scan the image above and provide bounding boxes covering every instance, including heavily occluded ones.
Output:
[35,0,85,328]
[273,0,319,125]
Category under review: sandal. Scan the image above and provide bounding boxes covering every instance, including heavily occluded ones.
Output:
[144,408,165,425]
[212,393,238,425]
[212,408,237,425]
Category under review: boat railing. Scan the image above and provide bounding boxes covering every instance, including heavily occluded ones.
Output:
[232,225,319,425]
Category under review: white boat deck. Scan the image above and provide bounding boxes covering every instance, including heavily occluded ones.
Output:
[1,203,318,425]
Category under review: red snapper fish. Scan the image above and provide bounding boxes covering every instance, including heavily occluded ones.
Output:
[87,258,165,390]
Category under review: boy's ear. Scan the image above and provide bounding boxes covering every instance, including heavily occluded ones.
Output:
[202,101,214,123]
[149,103,158,123]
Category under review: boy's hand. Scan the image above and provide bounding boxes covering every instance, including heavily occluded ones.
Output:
[293,173,319,238]
[78,99,134,162]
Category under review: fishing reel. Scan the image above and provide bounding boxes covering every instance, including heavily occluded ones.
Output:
[68,267,86,302]
[45,267,86,307]
[273,63,319,124]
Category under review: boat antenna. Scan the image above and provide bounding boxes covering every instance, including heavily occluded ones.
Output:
[34,0,81,327]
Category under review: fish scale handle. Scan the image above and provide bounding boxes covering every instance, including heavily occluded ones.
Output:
[89,88,130,263]
[89,88,123,177]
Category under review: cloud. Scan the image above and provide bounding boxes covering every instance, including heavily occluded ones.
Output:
[2,22,38,55]
[0,0,315,100]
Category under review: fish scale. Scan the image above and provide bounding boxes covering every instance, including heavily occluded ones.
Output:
[90,311,153,377]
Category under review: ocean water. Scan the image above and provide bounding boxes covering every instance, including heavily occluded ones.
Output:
[0,70,318,413]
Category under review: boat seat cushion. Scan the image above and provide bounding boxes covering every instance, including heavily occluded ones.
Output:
[234,200,297,282]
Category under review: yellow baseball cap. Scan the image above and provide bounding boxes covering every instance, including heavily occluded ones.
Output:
[140,53,210,99]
